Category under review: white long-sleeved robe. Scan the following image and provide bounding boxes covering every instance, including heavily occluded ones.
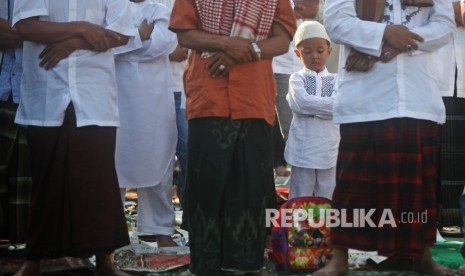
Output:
[285,67,340,169]
[115,1,177,188]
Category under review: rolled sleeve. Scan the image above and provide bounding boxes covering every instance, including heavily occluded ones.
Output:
[169,0,197,32]
[105,0,137,36]
[12,0,48,26]
[274,0,297,41]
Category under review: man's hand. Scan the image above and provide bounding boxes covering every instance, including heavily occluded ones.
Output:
[380,43,401,63]
[0,18,23,49]
[383,25,424,53]
[222,36,258,64]
[206,52,236,78]
[293,0,319,20]
[39,38,82,70]
[139,19,155,41]
[78,21,121,51]
[169,45,188,62]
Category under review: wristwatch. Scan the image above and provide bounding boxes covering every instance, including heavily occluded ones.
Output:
[252,42,261,59]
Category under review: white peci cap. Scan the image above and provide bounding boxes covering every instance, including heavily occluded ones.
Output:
[294,20,330,48]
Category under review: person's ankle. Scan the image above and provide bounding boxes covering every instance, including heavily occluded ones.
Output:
[460,242,465,258]
[274,165,290,176]
[156,234,178,247]
[13,260,41,276]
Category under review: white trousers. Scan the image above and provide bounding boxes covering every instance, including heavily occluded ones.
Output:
[120,162,175,236]
[289,166,336,200]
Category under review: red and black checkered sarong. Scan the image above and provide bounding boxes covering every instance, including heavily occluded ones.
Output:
[330,118,438,258]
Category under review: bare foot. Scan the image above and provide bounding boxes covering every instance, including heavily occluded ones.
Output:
[458,264,465,275]
[313,249,348,276]
[13,260,41,276]
[96,253,131,276]
[156,235,178,247]
[413,250,456,276]
[265,235,272,250]
[274,165,290,177]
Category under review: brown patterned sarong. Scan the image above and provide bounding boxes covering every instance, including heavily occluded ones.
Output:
[25,104,129,259]
[331,118,438,258]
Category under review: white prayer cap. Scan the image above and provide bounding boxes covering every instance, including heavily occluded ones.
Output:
[294,20,330,47]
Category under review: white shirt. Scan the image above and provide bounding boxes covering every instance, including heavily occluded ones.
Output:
[153,0,187,108]
[272,40,302,75]
[13,0,137,127]
[272,1,300,75]
[434,26,465,98]
[285,67,340,169]
[324,0,455,124]
[0,0,22,104]
[114,1,177,188]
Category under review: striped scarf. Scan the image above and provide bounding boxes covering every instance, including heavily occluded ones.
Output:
[194,0,278,41]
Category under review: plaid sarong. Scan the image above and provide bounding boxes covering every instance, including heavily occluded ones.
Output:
[437,97,465,226]
[330,118,438,258]
[0,98,31,244]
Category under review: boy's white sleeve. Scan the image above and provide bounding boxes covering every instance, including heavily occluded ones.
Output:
[287,73,335,119]
[128,5,176,61]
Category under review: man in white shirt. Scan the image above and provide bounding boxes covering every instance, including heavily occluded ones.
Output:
[434,1,465,243]
[314,0,456,275]
[12,0,136,275]
[0,0,24,242]
[153,0,189,209]
[436,1,465,271]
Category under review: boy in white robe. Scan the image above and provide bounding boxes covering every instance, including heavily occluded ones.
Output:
[285,21,340,200]
[114,0,178,247]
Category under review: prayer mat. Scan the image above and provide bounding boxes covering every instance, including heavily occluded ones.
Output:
[344,241,463,273]
[430,241,464,269]
[114,244,190,273]
[0,256,94,274]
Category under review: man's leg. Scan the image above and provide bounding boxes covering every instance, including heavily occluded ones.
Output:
[174,91,188,207]
[221,119,273,273]
[460,188,465,258]
[289,166,316,198]
[312,248,349,276]
[185,118,235,275]
[136,159,176,247]
[315,166,337,200]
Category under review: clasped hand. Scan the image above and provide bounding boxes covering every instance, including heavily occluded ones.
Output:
[39,22,122,70]
[207,36,260,77]
[380,25,423,63]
